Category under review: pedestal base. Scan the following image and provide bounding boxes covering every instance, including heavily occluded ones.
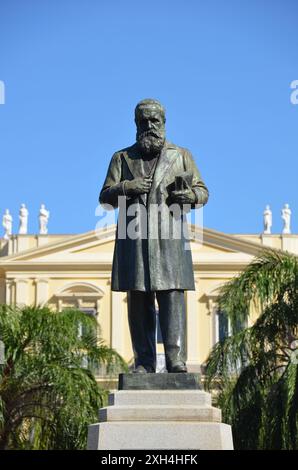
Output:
[87,374,233,450]
[88,420,233,450]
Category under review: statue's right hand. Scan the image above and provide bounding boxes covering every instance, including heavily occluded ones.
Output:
[125,177,152,196]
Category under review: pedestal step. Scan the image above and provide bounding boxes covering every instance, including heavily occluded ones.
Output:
[88,422,233,450]
[100,404,221,422]
[108,390,211,406]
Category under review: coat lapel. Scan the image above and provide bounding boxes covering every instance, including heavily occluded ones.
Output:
[150,143,178,194]
[122,145,147,205]
[122,144,145,179]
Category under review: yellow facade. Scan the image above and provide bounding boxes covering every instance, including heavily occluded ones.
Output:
[0,226,297,372]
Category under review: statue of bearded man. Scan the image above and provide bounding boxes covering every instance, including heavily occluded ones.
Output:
[99,99,209,374]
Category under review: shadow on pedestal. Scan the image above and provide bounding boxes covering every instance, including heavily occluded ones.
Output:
[118,372,202,390]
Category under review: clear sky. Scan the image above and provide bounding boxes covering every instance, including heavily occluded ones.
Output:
[0,0,297,236]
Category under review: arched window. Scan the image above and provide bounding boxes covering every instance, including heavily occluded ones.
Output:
[53,282,105,313]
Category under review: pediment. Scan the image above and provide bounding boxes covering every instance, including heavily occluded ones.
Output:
[191,241,235,253]
[0,225,266,267]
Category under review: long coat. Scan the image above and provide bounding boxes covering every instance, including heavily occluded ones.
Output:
[99,141,209,292]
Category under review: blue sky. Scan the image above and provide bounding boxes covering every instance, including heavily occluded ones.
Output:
[0,0,297,235]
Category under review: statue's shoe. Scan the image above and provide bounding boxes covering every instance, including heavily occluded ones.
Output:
[133,365,155,374]
[168,362,188,373]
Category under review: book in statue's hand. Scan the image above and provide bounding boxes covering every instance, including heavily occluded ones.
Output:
[174,171,193,191]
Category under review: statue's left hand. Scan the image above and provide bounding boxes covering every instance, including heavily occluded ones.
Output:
[170,189,196,205]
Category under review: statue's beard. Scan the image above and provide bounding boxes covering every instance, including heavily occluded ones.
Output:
[136,130,165,156]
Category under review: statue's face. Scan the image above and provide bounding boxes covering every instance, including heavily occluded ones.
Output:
[136,106,165,156]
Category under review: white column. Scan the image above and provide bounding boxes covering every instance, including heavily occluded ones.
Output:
[35,278,49,306]
[0,278,5,304]
[15,279,29,306]
[214,306,219,344]
[111,291,124,356]
[186,287,201,372]
[207,298,219,347]
[5,279,13,305]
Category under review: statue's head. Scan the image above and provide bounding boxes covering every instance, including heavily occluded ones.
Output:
[135,99,166,156]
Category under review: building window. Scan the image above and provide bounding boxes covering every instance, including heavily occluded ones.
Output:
[79,308,97,317]
[78,308,97,339]
[155,310,166,372]
[156,311,163,344]
[218,310,230,342]
[216,309,247,344]
[77,308,101,374]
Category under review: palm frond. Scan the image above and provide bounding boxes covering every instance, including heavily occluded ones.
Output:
[205,250,298,449]
[0,305,127,449]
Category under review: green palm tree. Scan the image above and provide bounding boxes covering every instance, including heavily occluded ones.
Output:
[205,250,298,450]
[0,304,127,450]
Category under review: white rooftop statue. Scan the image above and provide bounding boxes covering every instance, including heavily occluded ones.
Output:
[282,203,291,235]
[19,203,29,235]
[39,204,50,235]
[2,209,12,239]
[263,205,272,234]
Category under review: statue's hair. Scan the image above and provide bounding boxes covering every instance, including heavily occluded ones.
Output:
[135,99,166,122]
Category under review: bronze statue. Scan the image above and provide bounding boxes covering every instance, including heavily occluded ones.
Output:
[100,99,209,373]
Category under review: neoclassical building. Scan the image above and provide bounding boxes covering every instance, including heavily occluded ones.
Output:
[0,225,297,372]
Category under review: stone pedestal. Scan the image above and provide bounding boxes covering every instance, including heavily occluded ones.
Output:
[87,373,233,450]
